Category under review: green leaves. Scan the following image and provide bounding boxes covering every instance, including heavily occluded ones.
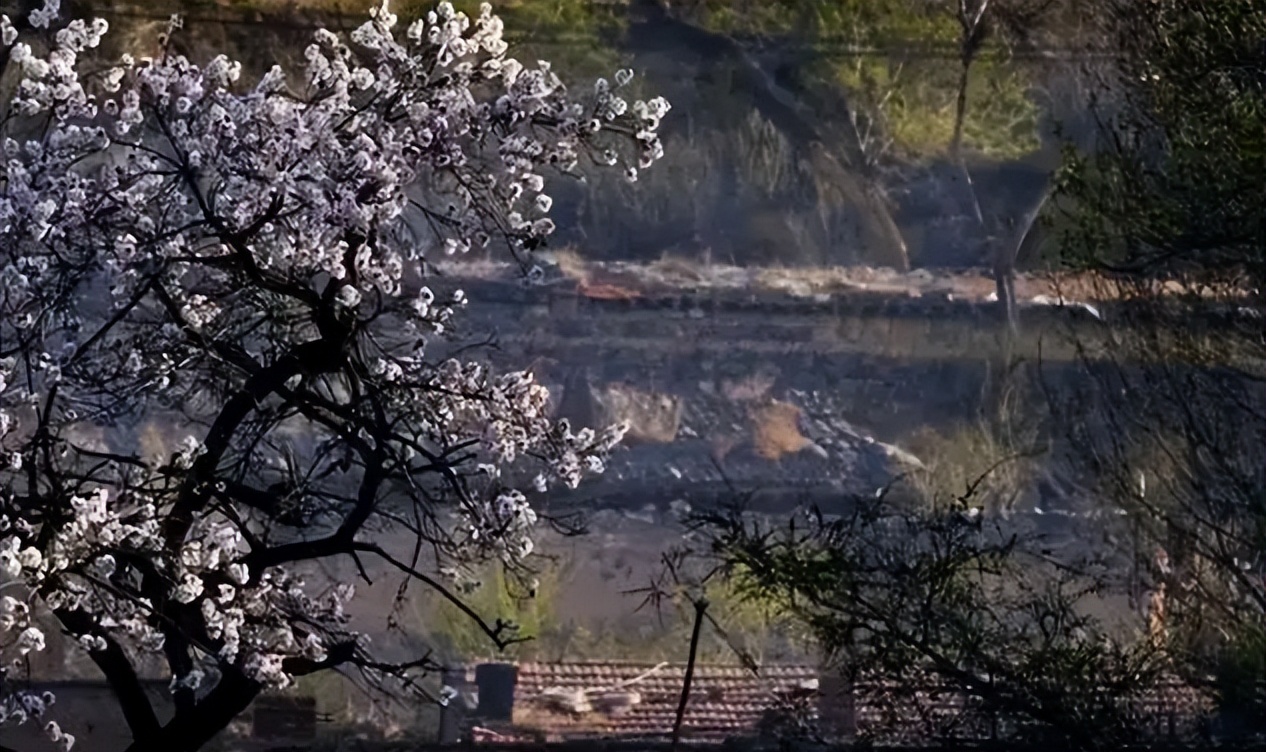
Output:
[685,0,1040,160]
[1053,0,1266,282]
[696,495,1173,747]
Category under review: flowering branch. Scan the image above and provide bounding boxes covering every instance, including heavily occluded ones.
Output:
[0,0,668,749]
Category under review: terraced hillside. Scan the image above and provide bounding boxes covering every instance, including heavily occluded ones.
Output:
[428,259,1259,515]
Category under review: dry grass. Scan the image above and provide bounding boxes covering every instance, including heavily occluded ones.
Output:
[438,254,1254,305]
[646,253,710,286]
[707,396,818,464]
[576,280,641,301]
[750,399,813,461]
[905,422,1033,514]
[753,265,902,297]
[580,382,681,444]
[904,366,1044,514]
[547,247,590,284]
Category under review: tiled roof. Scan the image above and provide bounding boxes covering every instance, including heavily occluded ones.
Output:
[492,661,818,743]
[461,661,1218,746]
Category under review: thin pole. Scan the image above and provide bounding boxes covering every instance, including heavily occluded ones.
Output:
[671,598,709,751]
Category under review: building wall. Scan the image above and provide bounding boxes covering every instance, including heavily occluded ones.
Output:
[0,682,174,752]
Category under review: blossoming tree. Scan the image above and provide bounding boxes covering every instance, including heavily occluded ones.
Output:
[0,1,668,749]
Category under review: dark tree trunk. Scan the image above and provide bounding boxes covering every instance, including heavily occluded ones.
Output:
[123,670,261,752]
[53,609,162,740]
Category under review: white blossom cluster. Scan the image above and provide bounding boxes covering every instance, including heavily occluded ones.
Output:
[459,488,540,561]
[447,415,626,563]
[0,0,666,738]
[0,688,67,750]
[0,487,355,694]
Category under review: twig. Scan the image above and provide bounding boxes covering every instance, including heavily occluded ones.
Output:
[354,542,530,650]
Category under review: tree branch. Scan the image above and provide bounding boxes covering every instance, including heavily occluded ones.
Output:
[164,337,348,549]
[53,608,161,738]
[353,541,526,650]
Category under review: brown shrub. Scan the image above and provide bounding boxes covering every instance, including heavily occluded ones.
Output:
[559,381,682,444]
[750,399,813,461]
